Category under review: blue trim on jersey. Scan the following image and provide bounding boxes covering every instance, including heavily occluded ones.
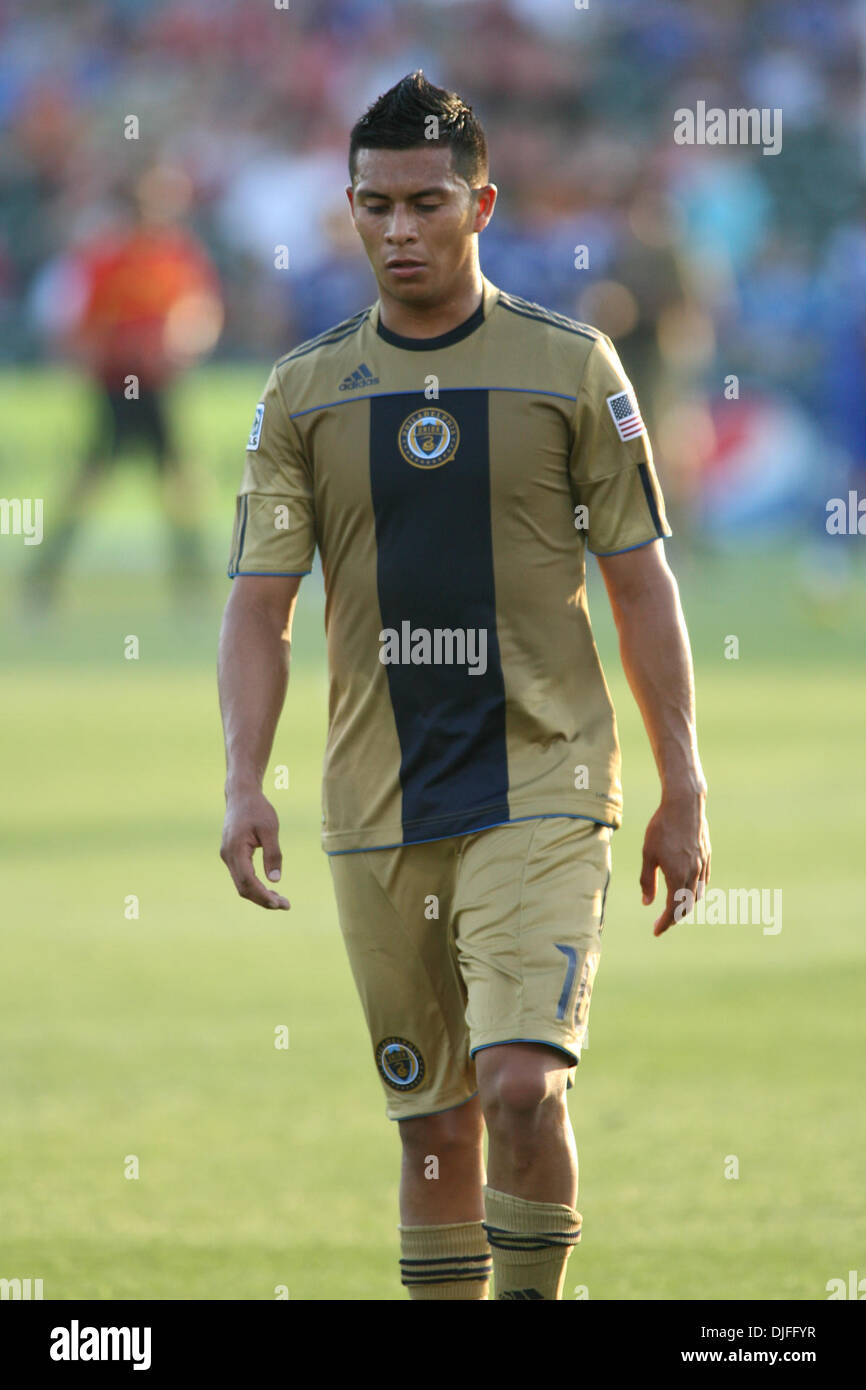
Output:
[588,536,663,557]
[288,386,578,421]
[276,310,370,367]
[497,296,600,341]
[323,812,613,855]
[470,1039,580,1066]
[388,1090,479,1123]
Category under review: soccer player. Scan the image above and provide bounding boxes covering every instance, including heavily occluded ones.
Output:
[218,72,710,1301]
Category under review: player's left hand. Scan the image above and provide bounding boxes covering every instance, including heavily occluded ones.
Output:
[640,789,711,937]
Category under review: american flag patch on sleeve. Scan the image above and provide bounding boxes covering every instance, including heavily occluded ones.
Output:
[606,389,645,441]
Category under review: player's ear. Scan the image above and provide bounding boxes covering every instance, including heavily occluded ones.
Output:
[473,183,497,233]
[345,184,355,216]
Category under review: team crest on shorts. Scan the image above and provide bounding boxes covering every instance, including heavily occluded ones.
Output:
[398,408,460,469]
[376,1037,425,1091]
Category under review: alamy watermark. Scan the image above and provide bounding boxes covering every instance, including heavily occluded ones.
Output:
[1,1276,43,1299]
[674,887,783,935]
[826,1270,865,1299]
[826,491,865,534]
[674,101,782,156]
[50,1321,151,1370]
[0,497,43,544]
[378,622,488,676]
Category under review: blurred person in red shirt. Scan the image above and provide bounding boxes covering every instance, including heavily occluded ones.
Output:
[30,164,223,605]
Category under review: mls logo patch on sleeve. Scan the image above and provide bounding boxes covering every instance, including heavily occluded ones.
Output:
[606,389,644,441]
[247,403,265,451]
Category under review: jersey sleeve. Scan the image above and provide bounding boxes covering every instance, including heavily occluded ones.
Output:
[227,365,316,577]
[568,334,671,556]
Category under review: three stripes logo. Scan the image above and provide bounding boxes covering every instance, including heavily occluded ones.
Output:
[339,362,380,391]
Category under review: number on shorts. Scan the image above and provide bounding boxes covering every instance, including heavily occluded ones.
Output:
[555,943,577,1021]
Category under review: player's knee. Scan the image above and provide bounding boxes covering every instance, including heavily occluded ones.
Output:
[477,1048,567,1123]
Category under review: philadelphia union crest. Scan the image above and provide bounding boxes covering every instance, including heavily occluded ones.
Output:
[376,1037,425,1091]
[398,407,460,469]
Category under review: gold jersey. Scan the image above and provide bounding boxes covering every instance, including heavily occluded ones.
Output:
[228,277,671,852]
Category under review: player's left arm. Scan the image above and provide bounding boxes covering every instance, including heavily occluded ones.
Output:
[596,538,710,937]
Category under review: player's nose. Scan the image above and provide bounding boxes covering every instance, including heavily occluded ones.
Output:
[385,203,417,242]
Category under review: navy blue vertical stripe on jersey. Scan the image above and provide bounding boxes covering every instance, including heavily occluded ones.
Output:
[230,494,249,571]
[637,462,664,534]
[369,391,509,841]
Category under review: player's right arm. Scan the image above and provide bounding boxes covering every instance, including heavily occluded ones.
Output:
[219,364,316,910]
[218,574,302,910]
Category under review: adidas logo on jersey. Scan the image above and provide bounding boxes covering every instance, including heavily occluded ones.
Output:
[339,363,379,391]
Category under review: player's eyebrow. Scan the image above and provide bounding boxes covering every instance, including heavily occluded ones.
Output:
[356,185,451,201]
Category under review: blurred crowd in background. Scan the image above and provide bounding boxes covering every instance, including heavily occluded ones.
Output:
[1,0,865,553]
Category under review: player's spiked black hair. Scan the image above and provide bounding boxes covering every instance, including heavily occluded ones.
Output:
[348,70,488,187]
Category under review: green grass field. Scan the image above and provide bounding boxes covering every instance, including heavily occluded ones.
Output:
[1,369,864,1300]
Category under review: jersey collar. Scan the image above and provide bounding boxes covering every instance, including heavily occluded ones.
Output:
[373,277,499,351]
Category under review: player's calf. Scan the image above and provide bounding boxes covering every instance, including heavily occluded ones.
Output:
[397,1098,490,1299]
[476,1043,583,1300]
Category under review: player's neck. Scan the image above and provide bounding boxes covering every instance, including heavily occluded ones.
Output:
[377,272,484,341]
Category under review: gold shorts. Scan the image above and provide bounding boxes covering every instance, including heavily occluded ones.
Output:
[328,816,612,1120]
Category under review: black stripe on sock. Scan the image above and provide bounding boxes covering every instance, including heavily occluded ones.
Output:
[400,1253,491,1266]
[484,1238,582,1249]
[401,1269,492,1284]
[482,1240,558,1253]
[482,1231,581,1251]
[483,1224,581,1241]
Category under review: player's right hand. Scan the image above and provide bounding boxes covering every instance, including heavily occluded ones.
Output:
[220,789,291,910]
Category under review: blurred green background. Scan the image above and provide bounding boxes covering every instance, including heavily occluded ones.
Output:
[1,368,864,1301]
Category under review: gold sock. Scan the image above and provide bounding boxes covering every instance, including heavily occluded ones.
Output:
[398,1219,492,1300]
[482,1186,582,1300]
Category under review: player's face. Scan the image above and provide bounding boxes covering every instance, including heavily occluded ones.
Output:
[347,146,495,307]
